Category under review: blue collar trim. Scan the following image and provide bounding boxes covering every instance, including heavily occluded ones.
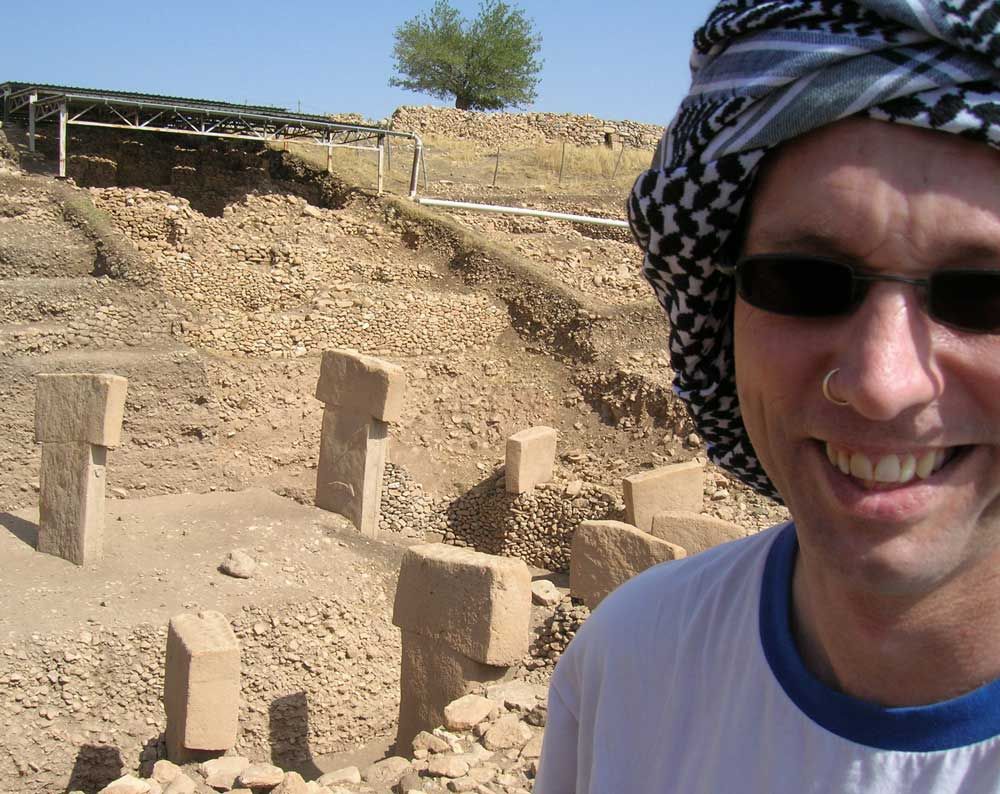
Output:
[760,524,1000,752]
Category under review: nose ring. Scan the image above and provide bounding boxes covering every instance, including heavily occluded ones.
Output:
[822,369,849,406]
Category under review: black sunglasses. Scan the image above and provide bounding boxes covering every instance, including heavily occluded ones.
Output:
[730,253,1000,334]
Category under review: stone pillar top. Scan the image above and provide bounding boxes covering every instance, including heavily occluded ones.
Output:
[35,372,128,447]
[393,544,531,666]
[315,348,407,422]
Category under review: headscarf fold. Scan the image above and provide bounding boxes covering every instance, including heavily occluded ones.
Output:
[628,0,1000,499]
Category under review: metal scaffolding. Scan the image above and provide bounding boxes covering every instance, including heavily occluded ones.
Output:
[0,82,423,196]
[0,82,630,228]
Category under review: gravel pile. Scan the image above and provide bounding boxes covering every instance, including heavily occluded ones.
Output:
[522,596,591,677]
[88,188,508,358]
[443,209,647,306]
[379,463,442,540]
[443,470,622,572]
[392,105,661,149]
[235,594,400,766]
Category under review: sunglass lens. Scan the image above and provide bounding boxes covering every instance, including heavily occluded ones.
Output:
[738,257,854,317]
[931,271,1000,332]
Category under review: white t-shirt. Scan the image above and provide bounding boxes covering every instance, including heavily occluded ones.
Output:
[535,523,1000,793]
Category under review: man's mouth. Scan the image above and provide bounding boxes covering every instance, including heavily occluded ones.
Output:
[823,442,961,488]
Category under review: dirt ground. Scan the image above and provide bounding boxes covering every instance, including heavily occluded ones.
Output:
[0,123,788,792]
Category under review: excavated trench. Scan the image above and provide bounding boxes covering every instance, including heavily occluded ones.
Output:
[0,125,785,792]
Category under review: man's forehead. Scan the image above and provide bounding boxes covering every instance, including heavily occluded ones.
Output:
[744,118,1000,261]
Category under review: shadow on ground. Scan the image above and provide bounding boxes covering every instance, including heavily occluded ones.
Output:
[270,692,324,780]
[0,512,37,548]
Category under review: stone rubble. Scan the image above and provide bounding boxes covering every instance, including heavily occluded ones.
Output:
[0,591,402,792]
[91,686,548,794]
[390,106,662,150]
[442,469,623,573]
[87,188,508,360]
[521,595,592,675]
[220,549,258,579]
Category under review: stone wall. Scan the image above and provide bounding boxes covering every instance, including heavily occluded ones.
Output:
[390,106,662,150]
[0,129,18,169]
[31,127,351,217]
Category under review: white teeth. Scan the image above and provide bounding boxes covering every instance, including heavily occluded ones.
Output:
[916,451,936,479]
[873,454,901,483]
[837,449,850,475]
[850,452,873,480]
[899,454,917,484]
[824,443,952,484]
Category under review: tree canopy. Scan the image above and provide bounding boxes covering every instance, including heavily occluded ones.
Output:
[389,0,542,111]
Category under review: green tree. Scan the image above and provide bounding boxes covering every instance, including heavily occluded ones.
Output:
[390,0,542,111]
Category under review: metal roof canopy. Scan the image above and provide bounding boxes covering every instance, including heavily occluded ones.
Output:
[0,82,631,228]
[0,82,424,197]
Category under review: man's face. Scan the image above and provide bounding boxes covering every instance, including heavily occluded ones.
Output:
[734,117,1000,596]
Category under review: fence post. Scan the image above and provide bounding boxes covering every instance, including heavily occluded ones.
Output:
[377,134,385,195]
[558,140,567,186]
[611,143,626,182]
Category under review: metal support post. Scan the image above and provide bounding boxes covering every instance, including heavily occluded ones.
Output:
[408,140,423,199]
[58,102,67,178]
[28,93,37,152]
[376,134,385,195]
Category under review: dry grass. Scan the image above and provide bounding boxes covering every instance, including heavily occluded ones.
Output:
[278,133,655,197]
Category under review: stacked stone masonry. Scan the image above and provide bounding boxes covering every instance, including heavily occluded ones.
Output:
[391,105,663,149]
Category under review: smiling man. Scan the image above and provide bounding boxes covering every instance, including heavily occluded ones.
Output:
[535,2,1000,792]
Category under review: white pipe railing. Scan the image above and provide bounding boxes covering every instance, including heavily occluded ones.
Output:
[415,197,630,228]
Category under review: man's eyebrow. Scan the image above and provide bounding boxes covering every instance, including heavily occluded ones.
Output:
[748,230,1000,266]
[746,230,853,257]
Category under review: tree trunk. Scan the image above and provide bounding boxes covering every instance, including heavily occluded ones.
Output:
[454,95,472,110]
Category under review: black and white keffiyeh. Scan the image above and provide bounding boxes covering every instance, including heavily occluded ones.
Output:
[628,0,1000,499]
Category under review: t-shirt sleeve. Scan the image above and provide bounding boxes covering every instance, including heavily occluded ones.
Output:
[534,656,581,794]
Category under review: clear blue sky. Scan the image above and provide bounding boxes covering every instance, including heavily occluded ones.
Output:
[1,1,719,127]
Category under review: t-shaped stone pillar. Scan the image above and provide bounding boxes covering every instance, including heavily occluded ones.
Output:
[314,349,406,538]
[392,544,531,753]
[35,373,128,566]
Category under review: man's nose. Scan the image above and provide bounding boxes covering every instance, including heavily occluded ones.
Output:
[833,283,940,421]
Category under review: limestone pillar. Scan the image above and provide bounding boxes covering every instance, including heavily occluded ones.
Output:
[314,349,406,538]
[622,460,704,531]
[35,373,127,565]
[164,610,240,762]
[392,544,531,752]
[570,519,686,609]
[505,425,557,494]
